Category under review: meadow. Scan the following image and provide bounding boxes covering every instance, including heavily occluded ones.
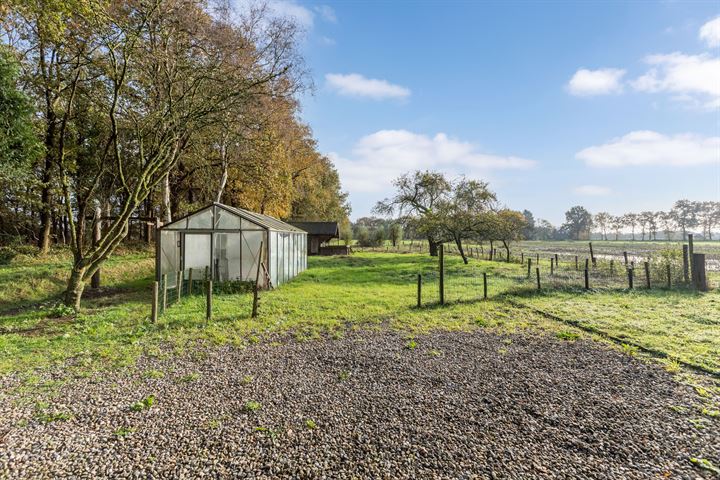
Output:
[1,242,718,376]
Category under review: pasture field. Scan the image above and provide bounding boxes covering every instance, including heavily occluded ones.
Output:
[0,242,718,377]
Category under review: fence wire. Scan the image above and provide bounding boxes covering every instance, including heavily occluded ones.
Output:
[156,267,255,316]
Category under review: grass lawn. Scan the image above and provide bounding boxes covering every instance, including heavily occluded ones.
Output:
[1,246,719,378]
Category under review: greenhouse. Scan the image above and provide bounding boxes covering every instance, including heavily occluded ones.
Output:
[156,203,307,289]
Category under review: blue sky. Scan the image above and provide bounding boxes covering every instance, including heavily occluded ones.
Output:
[263,1,719,224]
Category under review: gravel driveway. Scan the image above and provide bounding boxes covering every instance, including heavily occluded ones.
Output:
[1,330,718,479]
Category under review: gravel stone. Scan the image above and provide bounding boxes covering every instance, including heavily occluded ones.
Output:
[0,330,718,479]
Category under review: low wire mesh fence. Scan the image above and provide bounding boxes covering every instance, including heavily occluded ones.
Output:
[155,267,255,318]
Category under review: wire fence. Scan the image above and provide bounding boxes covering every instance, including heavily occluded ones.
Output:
[155,267,255,318]
[412,241,714,308]
[417,265,489,306]
[441,243,713,292]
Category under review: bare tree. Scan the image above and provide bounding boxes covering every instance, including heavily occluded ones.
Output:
[594,212,611,240]
[623,213,639,241]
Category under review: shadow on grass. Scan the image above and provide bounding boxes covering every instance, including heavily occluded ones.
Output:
[415,296,492,310]
[0,274,155,319]
[503,283,705,300]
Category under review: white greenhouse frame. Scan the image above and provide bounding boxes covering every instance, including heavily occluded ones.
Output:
[156,202,307,289]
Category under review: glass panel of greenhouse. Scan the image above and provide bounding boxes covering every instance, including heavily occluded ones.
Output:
[156,203,307,289]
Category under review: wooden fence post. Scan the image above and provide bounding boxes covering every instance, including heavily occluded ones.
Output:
[584,268,589,290]
[623,251,628,266]
[206,280,213,321]
[628,268,634,289]
[554,253,559,267]
[688,234,694,278]
[188,268,193,295]
[589,242,595,266]
[610,259,614,275]
[536,267,541,290]
[682,245,689,282]
[575,255,578,270]
[521,252,524,265]
[439,244,445,305]
[417,274,422,307]
[536,253,539,264]
[550,258,554,275]
[585,258,589,271]
[644,262,651,289]
[527,258,532,278]
[162,273,167,310]
[176,271,182,302]
[666,264,672,289]
[151,281,159,322]
[692,253,707,291]
[252,241,265,317]
[483,273,487,300]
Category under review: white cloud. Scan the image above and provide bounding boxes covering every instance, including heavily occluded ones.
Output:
[267,0,314,28]
[631,53,720,109]
[329,129,536,193]
[313,5,337,23]
[573,185,611,196]
[319,36,336,46]
[576,130,720,168]
[325,73,411,100]
[246,1,335,30]
[566,68,626,96]
[700,16,720,47]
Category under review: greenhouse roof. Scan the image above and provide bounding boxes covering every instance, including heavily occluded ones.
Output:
[220,204,306,233]
[159,202,306,233]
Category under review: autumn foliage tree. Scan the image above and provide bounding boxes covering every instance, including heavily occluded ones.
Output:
[1,0,349,309]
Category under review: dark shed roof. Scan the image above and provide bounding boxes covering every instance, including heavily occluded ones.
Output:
[288,221,339,237]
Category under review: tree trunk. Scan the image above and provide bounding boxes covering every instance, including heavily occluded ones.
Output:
[489,240,494,261]
[215,137,229,203]
[455,238,468,264]
[428,238,439,257]
[163,173,172,223]
[38,151,54,254]
[64,264,87,311]
[502,240,511,262]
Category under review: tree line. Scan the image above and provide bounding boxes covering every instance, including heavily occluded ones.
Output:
[0,0,349,308]
[523,200,720,242]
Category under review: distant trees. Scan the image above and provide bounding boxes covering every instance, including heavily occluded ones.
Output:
[389,224,403,247]
[622,213,639,241]
[339,219,353,246]
[521,199,719,242]
[493,210,527,262]
[562,206,593,240]
[593,212,612,241]
[698,201,720,240]
[671,200,697,240]
[521,210,535,239]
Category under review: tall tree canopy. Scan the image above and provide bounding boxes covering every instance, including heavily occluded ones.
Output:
[0,0,349,308]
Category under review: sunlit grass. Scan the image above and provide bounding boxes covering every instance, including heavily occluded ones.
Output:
[0,246,718,376]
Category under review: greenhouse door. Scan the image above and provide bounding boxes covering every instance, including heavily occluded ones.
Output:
[183,233,212,279]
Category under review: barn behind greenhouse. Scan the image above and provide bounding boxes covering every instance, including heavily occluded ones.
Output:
[156,203,307,290]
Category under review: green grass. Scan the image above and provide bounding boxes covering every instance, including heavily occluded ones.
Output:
[0,245,718,377]
[514,288,720,372]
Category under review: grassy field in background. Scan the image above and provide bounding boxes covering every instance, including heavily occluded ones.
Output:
[0,244,719,376]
